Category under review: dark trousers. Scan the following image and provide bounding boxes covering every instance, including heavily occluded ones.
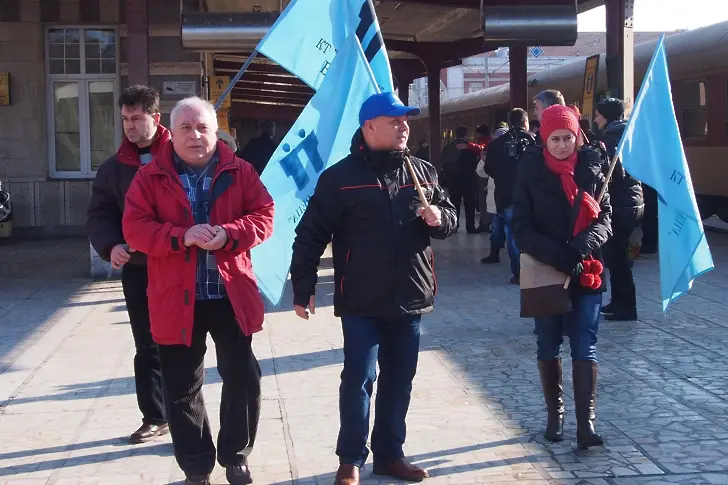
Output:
[605,213,642,310]
[158,299,261,477]
[449,183,477,230]
[642,185,658,250]
[337,315,421,468]
[535,293,601,362]
[121,264,166,426]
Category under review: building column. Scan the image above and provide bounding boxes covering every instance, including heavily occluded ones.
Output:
[125,0,149,86]
[426,64,442,168]
[509,46,528,111]
[606,0,635,109]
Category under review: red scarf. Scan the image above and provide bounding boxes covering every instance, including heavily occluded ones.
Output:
[542,148,600,236]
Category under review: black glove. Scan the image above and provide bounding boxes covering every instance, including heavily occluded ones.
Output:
[571,262,585,276]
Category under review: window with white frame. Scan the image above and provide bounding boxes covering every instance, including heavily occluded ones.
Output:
[46,27,120,178]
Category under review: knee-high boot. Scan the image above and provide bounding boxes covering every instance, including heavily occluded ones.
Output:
[537,359,564,442]
[572,360,604,449]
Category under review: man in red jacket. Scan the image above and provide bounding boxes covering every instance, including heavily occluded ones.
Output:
[87,85,170,444]
[122,96,274,485]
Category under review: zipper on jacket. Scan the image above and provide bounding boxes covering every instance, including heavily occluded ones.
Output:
[181,328,187,344]
[341,249,351,297]
[184,290,189,305]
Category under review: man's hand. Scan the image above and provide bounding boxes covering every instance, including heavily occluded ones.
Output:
[417,205,442,227]
[110,244,132,269]
[183,224,217,247]
[199,226,228,251]
[294,295,316,320]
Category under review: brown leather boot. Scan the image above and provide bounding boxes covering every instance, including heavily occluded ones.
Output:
[334,464,360,485]
[537,358,564,442]
[373,458,429,482]
[573,360,605,449]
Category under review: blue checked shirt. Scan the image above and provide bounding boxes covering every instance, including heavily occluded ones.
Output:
[174,150,227,301]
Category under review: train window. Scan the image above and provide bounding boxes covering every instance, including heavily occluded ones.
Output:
[682,80,708,137]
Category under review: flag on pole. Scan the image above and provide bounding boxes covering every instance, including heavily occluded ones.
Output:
[251,34,379,304]
[256,0,394,92]
[616,35,714,311]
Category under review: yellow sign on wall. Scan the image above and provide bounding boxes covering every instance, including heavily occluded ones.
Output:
[209,75,231,109]
[0,73,9,106]
[217,109,230,133]
[581,55,600,127]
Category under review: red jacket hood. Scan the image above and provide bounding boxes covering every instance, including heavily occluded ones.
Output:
[117,124,172,167]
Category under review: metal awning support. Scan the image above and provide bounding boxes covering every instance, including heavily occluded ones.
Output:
[482,2,578,46]
[181,12,278,52]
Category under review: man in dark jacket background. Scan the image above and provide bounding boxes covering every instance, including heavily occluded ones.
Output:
[290,92,457,485]
[86,85,170,444]
[480,108,535,283]
[441,126,480,233]
[238,120,277,175]
[595,98,645,321]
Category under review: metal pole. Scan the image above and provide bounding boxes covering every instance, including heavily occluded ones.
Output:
[214,49,259,111]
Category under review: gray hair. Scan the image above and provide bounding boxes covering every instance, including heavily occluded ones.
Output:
[170,96,218,131]
[533,89,565,108]
[217,129,237,152]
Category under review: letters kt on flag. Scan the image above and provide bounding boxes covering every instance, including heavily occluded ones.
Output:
[250,35,379,305]
[256,0,393,92]
[616,35,714,311]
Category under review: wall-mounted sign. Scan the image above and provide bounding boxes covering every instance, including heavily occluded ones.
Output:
[0,73,9,105]
[162,80,197,96]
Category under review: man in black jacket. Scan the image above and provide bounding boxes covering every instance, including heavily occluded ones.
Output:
[238,120,277,175]
[595,98,645,321]
[290,92,457,485]
[87,85,170,443]
[480,108,535,283]
[441,126,480,233]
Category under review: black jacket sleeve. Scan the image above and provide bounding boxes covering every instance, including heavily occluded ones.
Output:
[512,161,581,274]
[424,165,457,240]
[290,168,344,307]
[86,159,123,261]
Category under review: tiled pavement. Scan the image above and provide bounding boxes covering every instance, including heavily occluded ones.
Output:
[2,233,728,485]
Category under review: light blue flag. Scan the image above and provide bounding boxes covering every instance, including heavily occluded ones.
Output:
[251,34,379,304]
[616,36,714,311]
[256,0,394,93]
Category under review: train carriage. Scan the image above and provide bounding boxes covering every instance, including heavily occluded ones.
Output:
[410,21,728,221]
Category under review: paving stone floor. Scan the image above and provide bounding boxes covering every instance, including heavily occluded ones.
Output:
[1,232,728,484]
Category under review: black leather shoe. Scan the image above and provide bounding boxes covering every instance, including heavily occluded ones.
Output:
[129,423,169,444]
[226,461,253,485]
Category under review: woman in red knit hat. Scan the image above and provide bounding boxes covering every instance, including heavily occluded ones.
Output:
[512,104,612,449]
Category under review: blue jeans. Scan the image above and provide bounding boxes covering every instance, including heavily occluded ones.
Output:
[337,315,422,468]
[502,206,520,277]
[490,213,505,251]
[534,293,601,361]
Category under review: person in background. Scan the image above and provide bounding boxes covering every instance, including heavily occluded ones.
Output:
[532,89,566,124]
[217,129,238,152]
[290,92,457,485]
[122,96,275,485]
[594,98,644,321]
[512,105,611,450]
[529,120,540,136]
[238,120,277,175]
[87,85,170,445]
[441,126,480,233]
[415,139,430,161]
[579,119,596,143]
[480,108,536,284]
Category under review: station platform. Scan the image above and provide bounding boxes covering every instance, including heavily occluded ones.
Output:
[1,232,728,485]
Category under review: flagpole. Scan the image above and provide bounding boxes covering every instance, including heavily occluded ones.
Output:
[563,152,620,289]
[213,50,259,111]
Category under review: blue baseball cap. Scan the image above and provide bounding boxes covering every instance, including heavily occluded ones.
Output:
[358,92,421,127]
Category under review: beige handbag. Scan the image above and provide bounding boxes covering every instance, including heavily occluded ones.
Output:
[519,190,584,318]
[519,253,570,318]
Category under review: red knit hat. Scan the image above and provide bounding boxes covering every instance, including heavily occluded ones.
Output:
[540,105,580,140]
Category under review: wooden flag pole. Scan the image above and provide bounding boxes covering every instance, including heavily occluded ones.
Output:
[563,150,621,289]
[404,158,429,207]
